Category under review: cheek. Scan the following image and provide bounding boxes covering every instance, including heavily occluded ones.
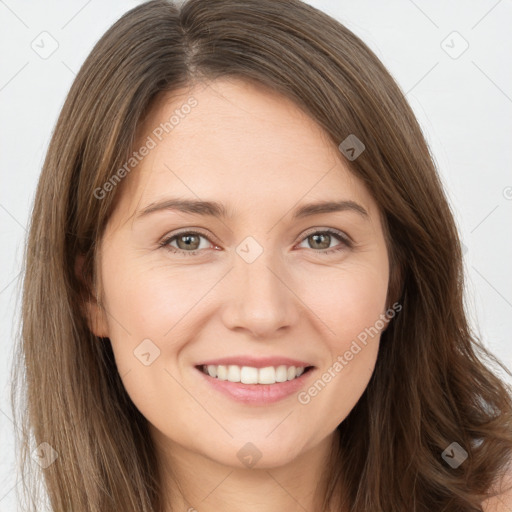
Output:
[98,250,226,391]
[306,258,389,346]
[99,257,199,424]
[297,261,388,425]
[101,253,203,337]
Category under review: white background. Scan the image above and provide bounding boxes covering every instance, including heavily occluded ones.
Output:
[1,0,511,509]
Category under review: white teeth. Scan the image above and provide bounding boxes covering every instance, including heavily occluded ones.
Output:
[241,366,258,384]
[216,365,227,380]
[200,364,308,384]
[258,366,275,384]
[275,365,288,382]
[227,365,241,382]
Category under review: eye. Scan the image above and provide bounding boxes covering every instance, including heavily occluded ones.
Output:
[159,228,352,256]
[296,228,352,255]
[159,230,215,256]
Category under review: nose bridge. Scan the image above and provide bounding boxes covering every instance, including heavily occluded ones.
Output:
[222,235,299,336]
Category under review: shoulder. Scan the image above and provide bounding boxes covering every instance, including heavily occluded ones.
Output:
[482,463,512,511]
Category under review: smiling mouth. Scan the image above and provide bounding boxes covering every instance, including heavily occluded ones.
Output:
[195,364,315,385]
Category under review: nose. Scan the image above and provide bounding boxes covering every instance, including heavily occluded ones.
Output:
[220,249,300,339]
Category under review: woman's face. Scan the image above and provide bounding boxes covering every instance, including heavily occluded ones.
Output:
[89,78,390,469]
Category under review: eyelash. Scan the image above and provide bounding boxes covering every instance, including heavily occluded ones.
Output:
[158,228,353,257]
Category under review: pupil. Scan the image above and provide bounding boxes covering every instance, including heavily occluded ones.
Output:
[179,234,198,250]
[311,233,329,249]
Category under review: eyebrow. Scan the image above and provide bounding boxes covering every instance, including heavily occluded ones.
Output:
[135,198,369,221]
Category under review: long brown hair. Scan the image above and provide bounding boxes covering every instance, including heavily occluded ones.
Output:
[12,0,512,510]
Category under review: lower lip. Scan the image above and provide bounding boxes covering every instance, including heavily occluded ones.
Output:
[195,367,315,405]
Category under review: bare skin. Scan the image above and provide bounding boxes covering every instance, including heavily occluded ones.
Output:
[86,77,391,512]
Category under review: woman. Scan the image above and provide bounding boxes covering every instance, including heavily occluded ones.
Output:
[11,0,512,510]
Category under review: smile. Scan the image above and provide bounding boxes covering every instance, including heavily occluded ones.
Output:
[194,364,316,405]
[198,364,312,384]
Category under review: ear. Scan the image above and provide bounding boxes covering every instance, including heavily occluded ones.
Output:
[75,253,109,338]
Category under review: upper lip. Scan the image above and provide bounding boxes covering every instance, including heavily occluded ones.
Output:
[195,356,314,369]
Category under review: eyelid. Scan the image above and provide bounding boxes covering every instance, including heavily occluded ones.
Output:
[297,226,353,245]
[159,227,218,245]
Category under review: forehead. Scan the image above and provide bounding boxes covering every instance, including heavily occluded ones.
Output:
[112,78,377,224]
